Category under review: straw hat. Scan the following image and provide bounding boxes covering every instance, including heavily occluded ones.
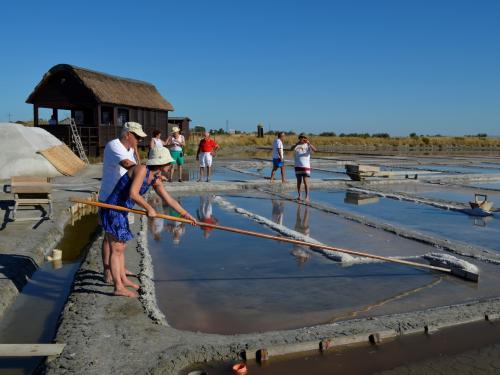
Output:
[124,121,147,138]
[171,126,180,133]
[147,147,173,166]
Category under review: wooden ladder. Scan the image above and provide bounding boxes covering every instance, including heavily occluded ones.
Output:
[70,118,89,164]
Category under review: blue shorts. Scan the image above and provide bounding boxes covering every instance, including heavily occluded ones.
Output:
[273,158,284,168]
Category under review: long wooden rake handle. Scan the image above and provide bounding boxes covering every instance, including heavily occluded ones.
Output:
[70,198,452,274]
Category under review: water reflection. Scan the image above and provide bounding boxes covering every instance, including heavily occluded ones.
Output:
[271,199,285,225]
[344,191,379,205]
[196,195,218,238]
[149,196,164,241]
[470,215,493,227]
[290,204,311,266]
[147,196,187,244]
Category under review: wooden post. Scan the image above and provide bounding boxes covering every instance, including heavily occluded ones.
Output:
[97,104,101,126]
[52,108,58,124]
[33,105,39,126]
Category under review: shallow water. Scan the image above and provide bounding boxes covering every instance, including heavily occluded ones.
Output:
[0,213,98,375]
[376,183,500,207]
[403,164,500,174]
[185,320,500,375]
[246,166,348,180]
[149,195,500,335]
[178,165,258,182]
[313,190,500,252]
[223,194,433,258]
[467,182,500,190]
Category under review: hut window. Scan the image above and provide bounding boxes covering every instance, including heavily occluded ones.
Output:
[101,107,113,125]
[117,109,129,126]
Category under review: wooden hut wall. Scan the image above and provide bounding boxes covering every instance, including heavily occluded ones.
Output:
[129,108,168,138]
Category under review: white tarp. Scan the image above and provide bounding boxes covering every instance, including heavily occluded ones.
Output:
[0,123,63,180]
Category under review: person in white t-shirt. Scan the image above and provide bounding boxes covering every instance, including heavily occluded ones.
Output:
[149,130,166,156]
[99,121,147,284]
[291,133,317,202]
[270,132,287,183]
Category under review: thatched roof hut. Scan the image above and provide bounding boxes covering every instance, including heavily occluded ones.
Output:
[27,64,174,111]
[26,64,182,157]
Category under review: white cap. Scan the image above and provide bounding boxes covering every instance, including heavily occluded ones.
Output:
[124,121,147,138]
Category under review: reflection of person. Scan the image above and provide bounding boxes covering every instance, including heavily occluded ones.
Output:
[148,196,164,241]
[197,195,218,238]
[291,204,311,266]
[271,199,285,225]
[291,133,317,202]
[166,127,185,182]
[99,122,145,285]
[294,204,310,236]
[99,148,196,298]
[196,132,219,182]
[165,198,186,245]
[270,132,287,183]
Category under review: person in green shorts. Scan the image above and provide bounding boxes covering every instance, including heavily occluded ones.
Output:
[166,126,185,182]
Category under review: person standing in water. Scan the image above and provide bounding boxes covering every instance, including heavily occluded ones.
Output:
[291,133,317,202]
[99,147,195,297]
[270,132,287,183]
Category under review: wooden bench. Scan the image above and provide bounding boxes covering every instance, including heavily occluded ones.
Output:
[10,176,53,221]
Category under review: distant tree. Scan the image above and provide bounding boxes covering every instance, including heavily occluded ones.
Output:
[193,125,206,133]
[372,133,390,138]
[320,131,337,137]
[409,132,418,138]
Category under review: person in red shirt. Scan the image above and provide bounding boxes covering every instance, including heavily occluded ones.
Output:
[196,131,220,182]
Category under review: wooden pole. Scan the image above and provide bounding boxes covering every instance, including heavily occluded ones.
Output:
[70,198,452,274]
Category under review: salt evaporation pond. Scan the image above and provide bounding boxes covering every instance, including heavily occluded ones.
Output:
[148,195,500,334]
[467,182,500,190]
[244,166,346,180]
[312,190,500,252]
[375,183,500,207]
[399,164,500,174]
[184,165,258,181]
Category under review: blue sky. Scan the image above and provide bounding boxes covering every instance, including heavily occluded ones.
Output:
[1,0,499,135]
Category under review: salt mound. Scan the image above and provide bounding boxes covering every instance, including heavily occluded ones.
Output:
[0,123,63,179]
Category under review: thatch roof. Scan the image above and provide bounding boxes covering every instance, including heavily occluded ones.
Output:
[27,64,174,111]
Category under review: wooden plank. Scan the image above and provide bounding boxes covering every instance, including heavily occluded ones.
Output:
[0,344,65,357]
[15,198,51,204]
